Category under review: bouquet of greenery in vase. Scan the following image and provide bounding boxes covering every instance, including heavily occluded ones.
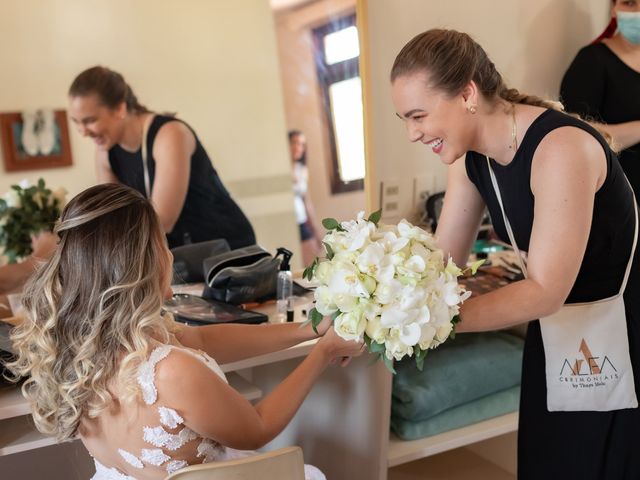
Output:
[0,179,66,263]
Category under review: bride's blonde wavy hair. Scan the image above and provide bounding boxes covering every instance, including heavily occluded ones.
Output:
[7,183,175,441]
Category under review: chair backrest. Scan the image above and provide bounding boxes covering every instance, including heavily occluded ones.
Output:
[164,446,306,480]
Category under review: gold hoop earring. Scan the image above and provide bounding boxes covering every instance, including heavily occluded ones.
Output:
[468,105,477,114]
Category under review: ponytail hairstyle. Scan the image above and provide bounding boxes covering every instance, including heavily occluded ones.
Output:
[391,29,562,111]
[593,1,617,44]
[390,28,612,145]
[7,184,175,441]
[69,66,150,114]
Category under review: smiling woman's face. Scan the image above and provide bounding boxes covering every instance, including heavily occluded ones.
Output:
[391,71,475,165]
[68,93,126,151]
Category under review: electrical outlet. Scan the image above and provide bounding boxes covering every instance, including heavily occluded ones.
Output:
[380,179,401,216]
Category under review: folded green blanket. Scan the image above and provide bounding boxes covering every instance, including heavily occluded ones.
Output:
[391,385,521,440]
[392,332,523,422]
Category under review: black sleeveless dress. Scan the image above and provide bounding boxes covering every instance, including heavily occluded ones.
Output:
[108,115,255,250]
[466,109,640,479]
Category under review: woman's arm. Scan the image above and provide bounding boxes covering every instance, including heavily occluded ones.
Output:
[149,122,195,233]
[157,328,364,450]
[596,120,640,151]
[95,150,119,183]
[560,47,640,150]
[434,157,486,266]
[456,127,606,332]
[174,318,331,365]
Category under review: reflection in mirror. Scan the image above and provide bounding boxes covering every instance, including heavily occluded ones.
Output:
[272,0,367,266]
[0,1,300,270]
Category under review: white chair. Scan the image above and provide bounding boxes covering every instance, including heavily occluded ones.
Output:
[164,446,305,480]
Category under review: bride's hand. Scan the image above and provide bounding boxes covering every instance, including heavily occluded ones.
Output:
[317,327,366,366]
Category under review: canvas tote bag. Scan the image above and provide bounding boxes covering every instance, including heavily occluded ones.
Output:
[487,157,638,411]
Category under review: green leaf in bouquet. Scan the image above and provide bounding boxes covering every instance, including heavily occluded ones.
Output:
[330,310,341,321]
[367,209,382,226]
[415,348,428,371]
[309,308,324,334]
[323,241,334,260]
[449,316,461,341]
[363,333,372,348]
[302,258,318,281]
[469,259,485,275]
[322,217,340,230]
[369,340,385,354]
[381,353,396,374]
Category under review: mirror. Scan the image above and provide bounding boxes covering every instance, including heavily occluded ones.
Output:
[0,0,367,270]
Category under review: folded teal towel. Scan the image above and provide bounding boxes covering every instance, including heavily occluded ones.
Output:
[391,385,521,440]
[392,332,523,422]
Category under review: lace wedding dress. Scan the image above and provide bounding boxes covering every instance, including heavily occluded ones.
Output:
[88,344,325,480]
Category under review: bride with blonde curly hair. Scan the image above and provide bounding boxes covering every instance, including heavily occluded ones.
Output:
[7,183,363,480]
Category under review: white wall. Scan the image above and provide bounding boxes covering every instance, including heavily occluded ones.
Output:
[0,0,302,264]
[362,0,610,222]
[274,0,366,229]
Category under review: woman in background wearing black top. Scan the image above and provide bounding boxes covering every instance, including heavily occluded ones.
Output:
[561,0,640,194]
[67,66,255,250]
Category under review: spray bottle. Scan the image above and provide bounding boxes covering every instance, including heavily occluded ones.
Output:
[276,247,294,322]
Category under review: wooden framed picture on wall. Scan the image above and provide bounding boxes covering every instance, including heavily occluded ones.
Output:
[0,110,73,172]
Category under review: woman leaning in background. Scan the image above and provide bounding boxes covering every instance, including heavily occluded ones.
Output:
[561,0,640,195]
[68,66,256,250]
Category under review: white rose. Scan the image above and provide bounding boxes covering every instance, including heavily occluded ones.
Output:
[418,324,437,350]
[334,310,366,342]
[314,286,338,316]
[365,315,388,344]
[314,261,332,285]
[431,322,454,348]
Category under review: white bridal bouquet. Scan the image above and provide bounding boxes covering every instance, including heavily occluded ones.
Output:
[303,211,481,372]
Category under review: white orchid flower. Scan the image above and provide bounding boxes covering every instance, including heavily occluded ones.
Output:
[18,179,30,189]
[328,262,370,299]
[356,243,385,276]
[381,230,410,254]
[398,286,426,311]
[374,278,403,305]
[385,327,415,360]
[397,219,430,242]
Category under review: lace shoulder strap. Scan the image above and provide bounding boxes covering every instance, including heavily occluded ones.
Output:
[137,345,172,405]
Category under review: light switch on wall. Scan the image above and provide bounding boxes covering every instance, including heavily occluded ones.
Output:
[380,179,401,217]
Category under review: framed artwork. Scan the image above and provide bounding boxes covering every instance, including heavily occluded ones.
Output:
[0,110,73,172]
